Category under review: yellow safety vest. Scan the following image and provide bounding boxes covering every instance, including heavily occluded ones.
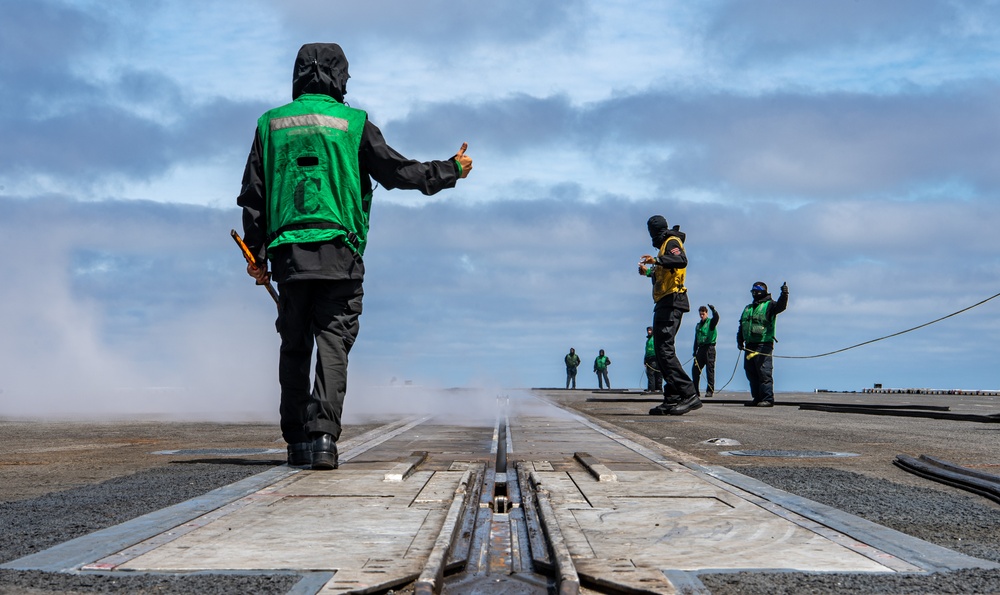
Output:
[652,236,686,302]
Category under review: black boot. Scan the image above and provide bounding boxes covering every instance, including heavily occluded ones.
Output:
[649,396,680,415]
[286,442,311,467]
[311,433,338,470]
[668,393,703,416]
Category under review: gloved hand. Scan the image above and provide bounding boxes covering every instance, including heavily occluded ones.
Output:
[708,304,715,312]
[737,341,744,351]
[247,263,271,286]
[781,282,789,295]
[453,142,473,178]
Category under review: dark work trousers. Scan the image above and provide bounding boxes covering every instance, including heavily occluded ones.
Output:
[276,279,364,445]
[743,342,774,403]
[652,303,696,401]
[566,367,578,389]
[644,356,662,392]
[692,344,716,396]
[596,369,610,389]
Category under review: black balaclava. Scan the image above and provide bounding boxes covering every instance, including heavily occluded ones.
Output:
[647,215,670,249]
[751,281,769,302]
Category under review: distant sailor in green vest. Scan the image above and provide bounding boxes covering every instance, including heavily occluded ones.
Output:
[238,43,473,470]
[692,305,720,398]
[565,348,581,389]
[643,326,662,393]
[594,349,612,390]
[737,281,789,407]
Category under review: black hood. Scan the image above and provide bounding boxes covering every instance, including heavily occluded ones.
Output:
[647,215,686,248]
[292,43,350,102]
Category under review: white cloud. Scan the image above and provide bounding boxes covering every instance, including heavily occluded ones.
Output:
[3,0,1000,417]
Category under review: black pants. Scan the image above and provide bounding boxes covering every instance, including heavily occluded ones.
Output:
[276,279,364,444]
[743,342,774,403]
[644,356,662,392]
[692,344,716,395]
[652,303,696,400]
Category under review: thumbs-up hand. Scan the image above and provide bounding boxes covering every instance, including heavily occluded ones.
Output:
[453,142,472,178]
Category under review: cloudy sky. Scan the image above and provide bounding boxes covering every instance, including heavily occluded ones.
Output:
[3,0,1000,419]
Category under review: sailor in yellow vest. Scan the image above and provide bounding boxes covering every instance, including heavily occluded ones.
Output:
[737,281,789,407]
[638,216,700,415]
[239,43,472,469]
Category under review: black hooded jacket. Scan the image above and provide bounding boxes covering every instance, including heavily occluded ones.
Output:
[238,43,462,283]
[292,43,350,102]
[647,216,687,269]
[646,215,689,311]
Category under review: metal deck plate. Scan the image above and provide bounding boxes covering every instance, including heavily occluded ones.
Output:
[112,469,472,593]
[534,469,902,573]
[4,396,997,595]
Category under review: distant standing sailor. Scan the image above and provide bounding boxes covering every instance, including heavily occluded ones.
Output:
[565,347,581,389]
[644,326,662,393]
[692,305,719,398]
[594,349,612,389]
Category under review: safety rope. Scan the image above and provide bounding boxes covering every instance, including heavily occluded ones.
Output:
[751,289,1000,360]
[644,289,1000,392]
[715,354,742,391]
[639,356,693,390]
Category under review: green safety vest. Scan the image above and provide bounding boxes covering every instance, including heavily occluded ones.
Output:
[695,319,717,346]
[258,94,371,256]
[645,335,655,357]
[740,301,776,344]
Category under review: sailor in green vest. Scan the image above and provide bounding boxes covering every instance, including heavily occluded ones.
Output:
[565,348,581,389]
[737,281,789,407]
[639,215,700,415]
[239,43,473,470]
[691,304,720,398]
[643,326,662,393]
[594,349,612,389]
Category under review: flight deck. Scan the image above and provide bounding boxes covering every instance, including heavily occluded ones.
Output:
[3,393,997,594]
